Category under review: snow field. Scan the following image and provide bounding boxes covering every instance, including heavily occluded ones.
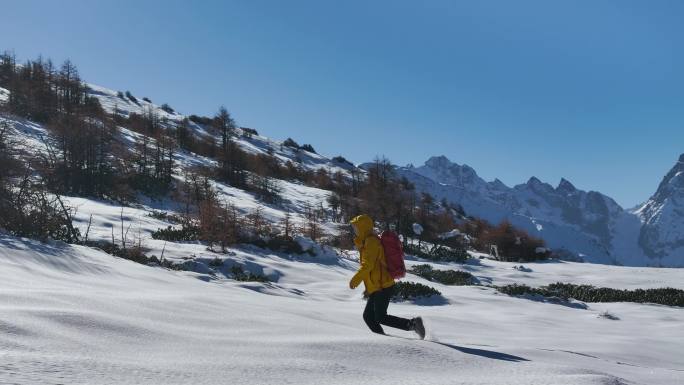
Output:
[2,227,684,384]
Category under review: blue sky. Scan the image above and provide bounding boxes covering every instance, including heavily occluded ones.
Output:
[3,0,683,207]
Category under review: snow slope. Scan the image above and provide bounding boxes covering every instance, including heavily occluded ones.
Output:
[2,232,684,384]
[85,83,355,178]
[0,112,340,238]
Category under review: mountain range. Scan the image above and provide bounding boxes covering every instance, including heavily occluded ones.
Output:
[395,155,684,267]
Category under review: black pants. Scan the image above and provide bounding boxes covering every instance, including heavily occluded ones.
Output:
[363,286,411,334]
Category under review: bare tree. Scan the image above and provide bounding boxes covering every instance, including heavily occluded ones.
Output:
[281,209,294,239]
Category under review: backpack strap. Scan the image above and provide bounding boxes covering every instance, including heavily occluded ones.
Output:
[367,235,389,286]
[376,234,391,285]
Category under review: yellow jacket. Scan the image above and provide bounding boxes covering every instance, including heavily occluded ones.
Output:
[349,214,395,295]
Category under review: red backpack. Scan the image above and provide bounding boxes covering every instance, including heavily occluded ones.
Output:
[379,230,406,279]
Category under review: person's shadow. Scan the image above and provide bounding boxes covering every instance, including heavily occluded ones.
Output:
[432,341,529,362]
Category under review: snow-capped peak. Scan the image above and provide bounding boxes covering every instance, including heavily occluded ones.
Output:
[520,176,556,196]
[556,178,577,194]
[635,153,684,262]
[417,156,482,187]
[424,155,452,168]
[490,178,509,190]
[526,176,544,186]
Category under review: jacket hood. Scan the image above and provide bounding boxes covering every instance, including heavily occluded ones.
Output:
[350,214,374,240]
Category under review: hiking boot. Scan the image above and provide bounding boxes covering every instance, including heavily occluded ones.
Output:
[411,317,426,340]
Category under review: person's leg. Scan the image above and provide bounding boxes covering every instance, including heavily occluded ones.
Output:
[363,292,385,334]
[374,286,412,331]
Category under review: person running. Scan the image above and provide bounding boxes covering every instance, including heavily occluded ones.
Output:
[348,214,426,339]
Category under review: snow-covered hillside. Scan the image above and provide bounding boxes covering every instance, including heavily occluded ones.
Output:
[1,93,344,237]
[395,155,684,267]
[85,83,355,179]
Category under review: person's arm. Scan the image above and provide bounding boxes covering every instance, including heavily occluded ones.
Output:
[349,239,379,289]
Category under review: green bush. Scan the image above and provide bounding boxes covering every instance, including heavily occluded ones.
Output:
[231,265,269,282]
[404,243,468,263]
[496,283,547,297]
[189,115,213,125]
[241,127,258,137]
[85,241,153,265]
[151,224,200,242]
[392,281,441,301]
[300,144,316,153]
[410,264,474,285]
[496,282,684,308]
[147,210,184,223]
[283,137,300,149]
[125,90,139,104]
[332,155,351,165]
[209,257,224,267]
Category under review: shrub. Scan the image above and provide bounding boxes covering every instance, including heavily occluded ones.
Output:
[430,245,469,262]
[280,138,315,153]
[283,137,300,149]
[146,210,184,223]
[125,90,139,104]
[209,257,224,267]
[404,243,468,263]
[496,283,546,297]
[117,91,125,99]
[332,155,350,165]
[147,210,169,220]
[392,281,441,301]
[241,127,258,137]
[119,246,150,264]
[86,241,153,265]
[189,114,213,125]
[161,103,174,114]
[151,224,200,242]
[142,97,152,103]
[547,283,684,307]
[0,178,80,243]
[404,243,426,257]
[231,265,269,282]
[409,264,474,285]
[300,144,316,153]
[496,282,684,308]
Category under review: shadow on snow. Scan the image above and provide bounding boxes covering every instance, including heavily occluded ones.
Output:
[433,341,530,362]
